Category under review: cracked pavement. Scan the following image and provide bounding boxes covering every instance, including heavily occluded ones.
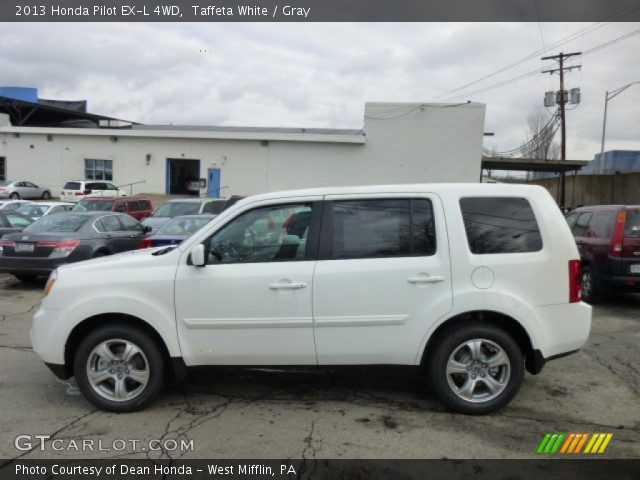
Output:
[0,273,638,460]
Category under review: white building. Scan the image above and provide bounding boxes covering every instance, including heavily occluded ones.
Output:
[0,102,486,197]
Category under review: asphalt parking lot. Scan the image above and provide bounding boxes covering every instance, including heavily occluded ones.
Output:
[0,273,638,460]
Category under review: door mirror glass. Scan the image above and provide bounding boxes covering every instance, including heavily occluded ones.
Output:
[191,244,206,266]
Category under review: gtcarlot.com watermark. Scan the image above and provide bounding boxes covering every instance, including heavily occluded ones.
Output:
[15,434,194,452]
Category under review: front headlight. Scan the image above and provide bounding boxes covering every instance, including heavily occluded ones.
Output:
[44,269,58,297]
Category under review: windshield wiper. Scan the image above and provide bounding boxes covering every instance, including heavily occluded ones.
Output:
[151,246,176,256]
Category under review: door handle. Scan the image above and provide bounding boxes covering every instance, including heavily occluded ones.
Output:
[408,275,445,284]
[269,282,307,290]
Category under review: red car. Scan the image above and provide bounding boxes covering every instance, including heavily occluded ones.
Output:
[72,196,153,221]
[566,205,640,302]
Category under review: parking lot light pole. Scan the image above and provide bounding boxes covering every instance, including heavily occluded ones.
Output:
[599,81,640,174]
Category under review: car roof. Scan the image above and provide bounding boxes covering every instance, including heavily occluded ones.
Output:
[173,214,217,220]
[46,211,129,217]
[28,201,74,206]
[167,198,203,203]
[83,195,149,201]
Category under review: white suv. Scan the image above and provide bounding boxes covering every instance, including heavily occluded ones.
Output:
[60,181,128,203]
[31,184,591,414]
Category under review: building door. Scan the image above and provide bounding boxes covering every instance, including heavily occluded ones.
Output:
[0,157,5,181]
[207,168,221,197]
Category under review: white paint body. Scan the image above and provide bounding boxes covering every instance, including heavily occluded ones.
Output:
[32,183,591,372]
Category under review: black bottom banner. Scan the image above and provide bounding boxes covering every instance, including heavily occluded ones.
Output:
[0,459,639,480]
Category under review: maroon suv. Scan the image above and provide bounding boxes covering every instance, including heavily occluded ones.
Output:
[566,205,640,302]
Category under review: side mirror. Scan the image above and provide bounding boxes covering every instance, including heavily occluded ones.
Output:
[143,226,152,233]
[190,244,206,267]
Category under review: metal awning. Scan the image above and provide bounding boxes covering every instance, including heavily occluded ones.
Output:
[482,156,589,173]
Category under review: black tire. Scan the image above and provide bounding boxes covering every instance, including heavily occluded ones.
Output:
[14,274,39,283]
[74,323,164,412]
[10,192,19,199]
[41,191,51,200]
[427,322,524,415]
[580,265,600,304]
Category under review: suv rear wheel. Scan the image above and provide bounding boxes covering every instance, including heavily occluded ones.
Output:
[428,323,524,414]
[74,324,164,412]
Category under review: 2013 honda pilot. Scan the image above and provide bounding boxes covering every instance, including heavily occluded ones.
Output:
[31,184,591,414]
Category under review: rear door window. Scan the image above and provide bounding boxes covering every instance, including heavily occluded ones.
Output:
[330,198,436,259]
[573,212,593,237]
[63,182,81,190]
[460,197,542,254]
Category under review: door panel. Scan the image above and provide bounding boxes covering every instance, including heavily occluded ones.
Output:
[207,168,221,198]
[312,195,452,365]
[175,198,322,365]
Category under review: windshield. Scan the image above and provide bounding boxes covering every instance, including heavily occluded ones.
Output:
[157,217,211,236]
[152,202,200,218]
[16,204,50,217]
[24,214,88,233]
[73,199,114,212]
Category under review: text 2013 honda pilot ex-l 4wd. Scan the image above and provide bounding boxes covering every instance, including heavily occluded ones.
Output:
[31,184,591,414]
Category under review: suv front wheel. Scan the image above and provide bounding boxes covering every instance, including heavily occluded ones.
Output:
[74,324,164,412]
[428,323,524,414]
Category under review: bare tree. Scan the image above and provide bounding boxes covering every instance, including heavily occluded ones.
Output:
[525,107,558,161]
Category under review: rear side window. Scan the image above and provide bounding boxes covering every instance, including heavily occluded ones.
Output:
[330,198,436,259]
[573,212,593,237]
[593,211,616,239]
[64,182,81,190]
[139,200,152,210]
[460,197,542,254]
[127,201,141,212]
[625,210,640,237]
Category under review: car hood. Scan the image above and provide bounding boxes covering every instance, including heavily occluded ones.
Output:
[141,217,170,231]
[57,245,178,274]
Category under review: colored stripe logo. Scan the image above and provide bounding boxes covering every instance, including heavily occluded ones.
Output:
[537,433,613,454]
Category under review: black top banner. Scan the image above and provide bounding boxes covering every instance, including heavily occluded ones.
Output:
[3,0,640,22]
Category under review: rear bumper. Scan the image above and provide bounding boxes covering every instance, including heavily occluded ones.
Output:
[533,302,592,358]
[0,257,70,276]
[598,274,640,292]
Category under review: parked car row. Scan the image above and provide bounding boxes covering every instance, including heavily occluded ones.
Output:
[0,195,241,281]
[565,204,640,303]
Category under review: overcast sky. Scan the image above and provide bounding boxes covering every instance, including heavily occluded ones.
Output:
[1,22,639,159]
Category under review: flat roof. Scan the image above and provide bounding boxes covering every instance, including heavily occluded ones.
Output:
[0,125,366,144]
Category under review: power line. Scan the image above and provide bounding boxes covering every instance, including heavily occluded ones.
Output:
[437,26,640,103]
[427,3,640,102]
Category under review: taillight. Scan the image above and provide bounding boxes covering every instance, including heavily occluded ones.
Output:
[569,260,582,303]
[610,211,626,257]
[0,239,16,254]
[38,240,80,256]
[140,238,153,249]
[74,192,84,196]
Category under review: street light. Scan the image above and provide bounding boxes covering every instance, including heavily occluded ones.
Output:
[599,81,640,174]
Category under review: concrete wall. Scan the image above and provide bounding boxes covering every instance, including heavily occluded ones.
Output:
[531,172,640,207]
[0,102,486,197]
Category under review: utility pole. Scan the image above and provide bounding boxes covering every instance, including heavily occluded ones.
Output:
[542,51,581,209]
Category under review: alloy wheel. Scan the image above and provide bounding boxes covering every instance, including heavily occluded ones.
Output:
[445,338,511,403]
[86,339,150,402]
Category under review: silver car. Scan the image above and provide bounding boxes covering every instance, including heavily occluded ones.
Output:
[0,180,52,200]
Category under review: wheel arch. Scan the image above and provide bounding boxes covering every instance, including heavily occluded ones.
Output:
[420,310,542,375]
[63,313,184,381]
